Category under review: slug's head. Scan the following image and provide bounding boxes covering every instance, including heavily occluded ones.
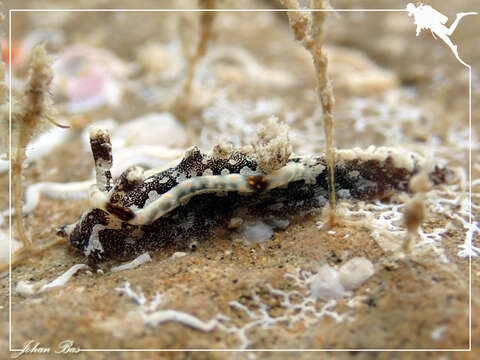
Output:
[58,207,143,262]
[57,208,110,261]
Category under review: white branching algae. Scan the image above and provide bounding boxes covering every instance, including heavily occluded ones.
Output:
[116,282,219,332]
[58,127,450,262]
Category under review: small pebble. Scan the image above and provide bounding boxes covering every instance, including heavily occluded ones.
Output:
[171,252,187,259]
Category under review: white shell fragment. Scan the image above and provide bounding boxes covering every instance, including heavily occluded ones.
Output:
[15,280,39,297]
[309,258,375,301]
[338,257,375,291]
[40,264,90,292]
[171,252,187,259]
[240,221,274,244]
[111,252,152,273]
[16,264,90,296]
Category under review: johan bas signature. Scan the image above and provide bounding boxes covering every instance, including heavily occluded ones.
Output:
[12,340,80,358]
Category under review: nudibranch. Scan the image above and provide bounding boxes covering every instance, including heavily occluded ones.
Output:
[58,128,449,262]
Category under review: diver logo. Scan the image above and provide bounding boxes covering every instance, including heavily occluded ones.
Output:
[406,3,477,67]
